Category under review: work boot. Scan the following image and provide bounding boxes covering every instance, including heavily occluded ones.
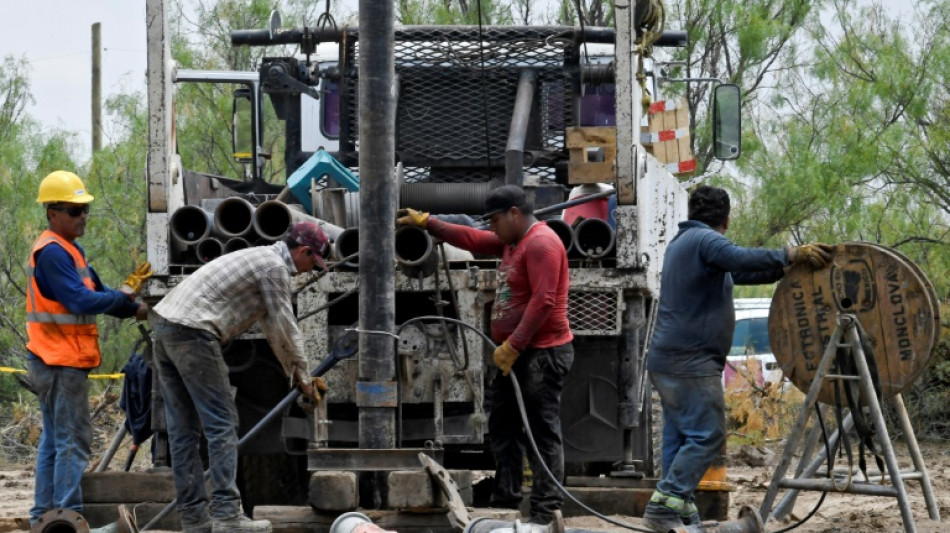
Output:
[212,514,272,533]
[642,501,685,533]
[680,501,700,527]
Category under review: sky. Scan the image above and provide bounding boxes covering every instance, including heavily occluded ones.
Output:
[0,0,918,162]
[0,1,148,158]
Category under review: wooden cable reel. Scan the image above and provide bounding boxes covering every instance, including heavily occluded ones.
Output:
[768,242,940,403]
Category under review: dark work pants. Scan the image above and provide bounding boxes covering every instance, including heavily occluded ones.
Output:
[488,343,574,522]
[150,315,242,528]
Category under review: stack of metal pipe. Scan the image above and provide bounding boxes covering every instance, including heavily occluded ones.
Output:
[170,197,346,265]
[170,198,261,264]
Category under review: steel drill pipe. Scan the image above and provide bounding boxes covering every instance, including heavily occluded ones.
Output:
[224,237,251,254]
[253,199,345,241]
[395,225,438,276]
[329,512,394,533]
[463,517,605,533]
[505,69,538,187]
[543,219,574,255]
[196,237,224,264]
[214,197,256,238]
[335,227,360,268]
[170,205,213,246]
[32,509,91,533]
[358,0,398,468]
[573,218,615,259]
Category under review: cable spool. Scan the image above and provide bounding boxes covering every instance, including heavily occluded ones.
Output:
[769,242,939,403]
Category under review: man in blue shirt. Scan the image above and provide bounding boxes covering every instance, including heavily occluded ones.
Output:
[26,170,148,525]
[641,186,832,532]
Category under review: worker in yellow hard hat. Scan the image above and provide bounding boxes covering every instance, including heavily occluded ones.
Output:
[26,170,151,525]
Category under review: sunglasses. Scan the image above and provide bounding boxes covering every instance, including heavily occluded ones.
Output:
[49,204,90,217]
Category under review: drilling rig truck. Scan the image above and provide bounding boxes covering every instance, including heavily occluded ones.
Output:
[126,0,743,527]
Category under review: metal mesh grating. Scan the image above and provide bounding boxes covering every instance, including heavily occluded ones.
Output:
[391,27,576,68]
[341,27,577,181]
[397,69,514,163]
[568,289,621,335]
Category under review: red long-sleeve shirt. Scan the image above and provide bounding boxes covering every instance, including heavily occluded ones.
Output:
[427,218,573,351]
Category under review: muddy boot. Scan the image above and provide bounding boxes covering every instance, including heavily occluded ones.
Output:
[642,501,685,533]
[212,514,272,533]
[680,501,701,527]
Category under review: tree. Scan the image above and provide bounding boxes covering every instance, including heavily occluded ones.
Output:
[551,0,612,27]
[396,0,514,25]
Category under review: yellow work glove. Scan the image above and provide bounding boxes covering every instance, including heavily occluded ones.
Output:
[493,340,521,377]
[395,208,430,229]
[787,243,834,268]
[120,262,153,296]
[294,368,330,405]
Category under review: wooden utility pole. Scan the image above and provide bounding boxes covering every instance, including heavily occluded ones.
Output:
[91,22,102,153]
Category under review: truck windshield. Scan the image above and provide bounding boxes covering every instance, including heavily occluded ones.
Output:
[731,317,770,355]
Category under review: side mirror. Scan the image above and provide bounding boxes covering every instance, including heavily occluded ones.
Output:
[232,88,254,163]
[712,84,741,160]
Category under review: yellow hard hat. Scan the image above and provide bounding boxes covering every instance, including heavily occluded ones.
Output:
[36,171,94,204]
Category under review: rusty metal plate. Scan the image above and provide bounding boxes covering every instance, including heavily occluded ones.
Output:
[769,242,938,403]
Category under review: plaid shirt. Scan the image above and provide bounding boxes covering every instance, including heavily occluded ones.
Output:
[154,242,307,377]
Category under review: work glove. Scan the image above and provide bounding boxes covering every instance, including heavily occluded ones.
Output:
[120,262,154,296]
[294,368,330,405]
[787,243,834,268]
[493,340,521,377]
[396,208,430,229]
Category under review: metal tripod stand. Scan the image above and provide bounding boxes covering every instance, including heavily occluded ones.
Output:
[758,313,940,533]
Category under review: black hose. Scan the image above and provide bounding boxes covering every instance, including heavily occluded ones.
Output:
[395,316,654,533]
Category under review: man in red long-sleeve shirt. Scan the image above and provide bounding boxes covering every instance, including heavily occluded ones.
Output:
[398,185,574,524]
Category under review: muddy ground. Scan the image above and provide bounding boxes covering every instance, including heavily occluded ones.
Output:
[1,441,948,533]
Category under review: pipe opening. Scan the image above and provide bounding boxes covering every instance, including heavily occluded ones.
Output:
[32,509,90,533]
[197,238,224,264]
[170,206,211,244]
[216,198,254,237]
[544,219,574,253]
[37,524,82,533]
[336,228,359,267]
[395,226,432,266]
[574,218,615,258]
[254,202,292,240]
[224,238,251,254]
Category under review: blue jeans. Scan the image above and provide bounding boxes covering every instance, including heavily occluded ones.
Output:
[28,356,92,523]
[651,372,725,501]
[150,315,241,528]
[488,343,574,522]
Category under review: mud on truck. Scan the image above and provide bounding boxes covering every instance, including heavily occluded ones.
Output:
[137,0,743,525]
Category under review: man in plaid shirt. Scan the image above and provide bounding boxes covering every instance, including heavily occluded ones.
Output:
[150,221,330,533]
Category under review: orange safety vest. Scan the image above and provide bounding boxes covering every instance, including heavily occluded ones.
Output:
[25,230,101,368]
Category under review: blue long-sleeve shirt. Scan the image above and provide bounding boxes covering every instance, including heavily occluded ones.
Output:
[647,221,788,377]
[31,241,139,321]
